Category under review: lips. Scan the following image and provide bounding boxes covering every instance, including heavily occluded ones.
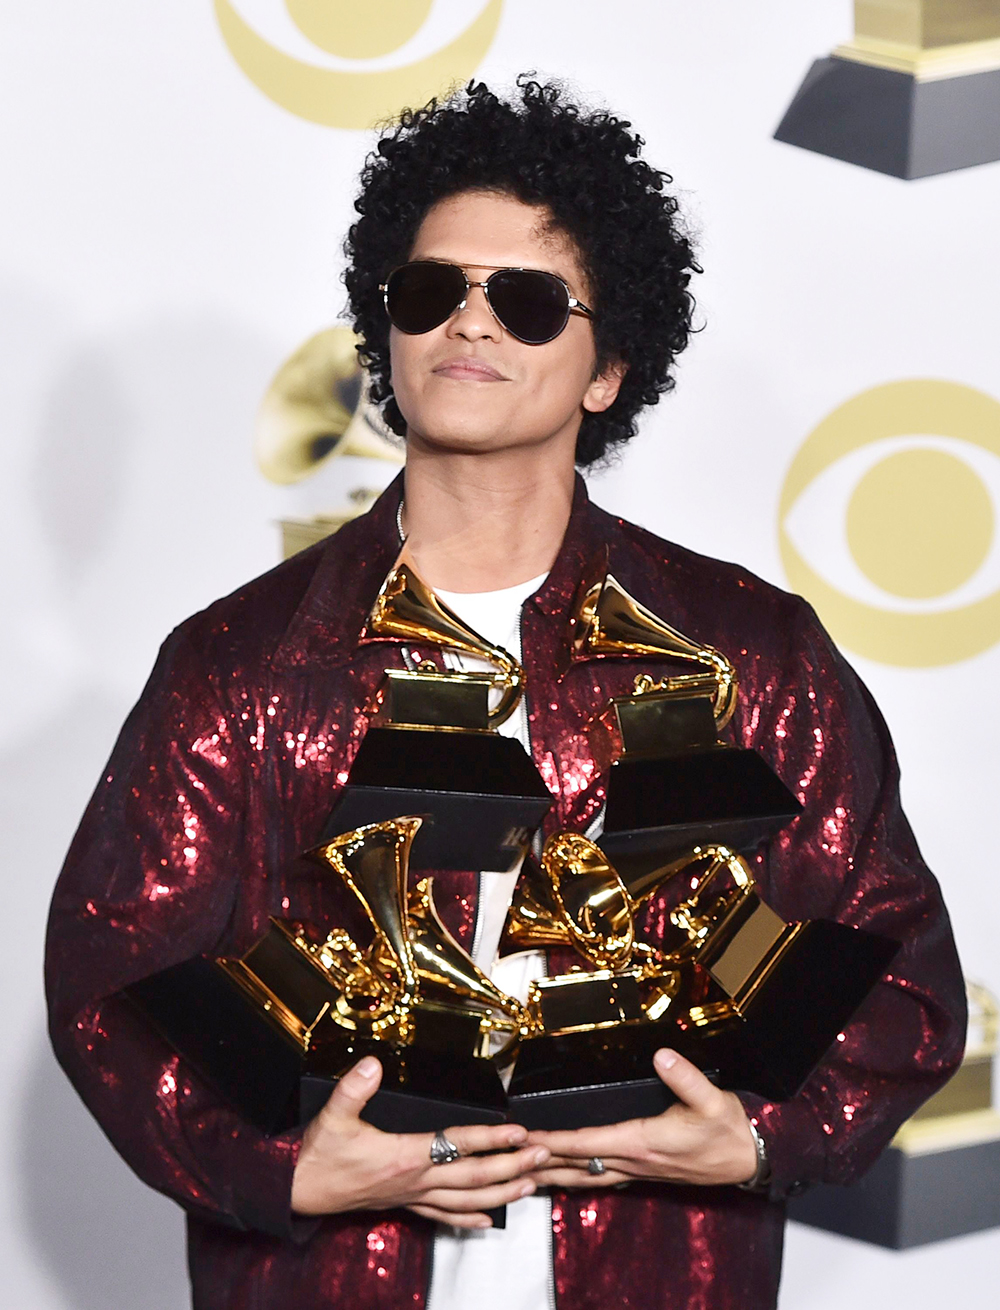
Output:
[431,356,507,381]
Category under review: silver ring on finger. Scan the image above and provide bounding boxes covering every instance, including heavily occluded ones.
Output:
[430,1130,461,1165]
[587,1156,606,1176]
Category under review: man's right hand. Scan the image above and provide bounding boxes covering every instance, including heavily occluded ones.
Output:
[291,1055,548,1228]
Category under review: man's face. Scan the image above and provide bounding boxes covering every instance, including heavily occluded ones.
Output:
[388,190,622,459]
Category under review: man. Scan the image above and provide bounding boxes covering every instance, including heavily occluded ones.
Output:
[47,80,965,1309]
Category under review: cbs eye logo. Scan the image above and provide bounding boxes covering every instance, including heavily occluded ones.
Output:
[779,380,1000,667]
[214,0,503,130]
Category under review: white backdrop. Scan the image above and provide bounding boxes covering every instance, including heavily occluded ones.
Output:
[2,2,998,1306]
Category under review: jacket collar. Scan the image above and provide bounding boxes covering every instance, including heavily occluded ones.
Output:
[271,470,611,675]
[270,474,405,673]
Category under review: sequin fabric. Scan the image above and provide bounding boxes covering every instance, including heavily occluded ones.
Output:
[46,474,965,1309]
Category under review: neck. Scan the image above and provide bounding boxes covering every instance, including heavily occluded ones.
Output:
[400,440,576,592]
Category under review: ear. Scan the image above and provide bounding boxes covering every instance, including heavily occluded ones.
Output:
[582,358,627,414]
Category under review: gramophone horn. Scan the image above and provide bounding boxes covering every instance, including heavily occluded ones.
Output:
[499,857,572,955]
[310,817,422,1007]
[255,327,403,485]
[541,832,634,972]
[365,554,525,727]
[406,878,523,1028]
[572,574,737,729]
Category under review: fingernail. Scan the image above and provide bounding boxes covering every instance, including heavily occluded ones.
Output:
[505,1126,527,1144]
[356,1056,380,1079]
[533,1147,550,1166]
[655,1048,677,1070]
[519,1181,535,1198]
[475,1218,492,1229]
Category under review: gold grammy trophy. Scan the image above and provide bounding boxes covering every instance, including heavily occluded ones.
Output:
[775,1,1000,179]
[572,574,801,879]
[367,554,523,729]
[322,552,552,872]
[126,817,523,1137]
[501,835,899,1129]
[298,816,522,1132]
[254,327,404,559]
[501,831,686,1128]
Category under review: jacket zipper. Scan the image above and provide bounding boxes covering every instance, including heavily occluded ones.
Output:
[469,871,486,962]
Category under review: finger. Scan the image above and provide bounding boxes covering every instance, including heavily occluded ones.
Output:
[530,1167,630,1189]
[541,1154,639,1175]
[439,1121,528,1157]
[653,1049,727,1115]
[421,1174,537,1214]
[429,1145,548,1191]
[407,1204,493,1230]
[320,1056,383,1122]
[525,1123,632,1160]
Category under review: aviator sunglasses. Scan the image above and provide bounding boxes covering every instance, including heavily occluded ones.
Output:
[381,261,595,345]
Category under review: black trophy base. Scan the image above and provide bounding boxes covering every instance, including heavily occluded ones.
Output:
[713,920,899,1102]
[775,55,1000,180]
[507,921,897,1127]
[788,1124,1000,1248]
[598,748,802,868]
[126,958,515,1140]
[125,957,302,1136]
[507,1023,686,1129]
[324,726,552,870]
[300,1030,508,1130]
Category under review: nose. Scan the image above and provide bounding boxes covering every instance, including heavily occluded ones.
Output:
[446,281,502,342]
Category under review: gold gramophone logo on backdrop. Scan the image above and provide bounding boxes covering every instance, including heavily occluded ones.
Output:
[780,380,1000,667]
[255,327,404,558]
[214,0,503,129]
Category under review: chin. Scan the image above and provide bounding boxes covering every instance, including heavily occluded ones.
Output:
[401,403,511,453]
[409,424,509,455]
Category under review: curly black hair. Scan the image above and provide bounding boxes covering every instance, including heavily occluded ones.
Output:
[344,77,699,467]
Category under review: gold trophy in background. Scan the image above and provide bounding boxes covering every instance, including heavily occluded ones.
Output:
[322,551,552,872]
[255,327,403,558]
[775,1,1000,179]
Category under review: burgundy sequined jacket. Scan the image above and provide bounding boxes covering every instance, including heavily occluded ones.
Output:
[46,476,965,1309]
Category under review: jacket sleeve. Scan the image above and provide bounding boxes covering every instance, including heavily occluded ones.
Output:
[737,599,967,1199]
[45,626,308,1238]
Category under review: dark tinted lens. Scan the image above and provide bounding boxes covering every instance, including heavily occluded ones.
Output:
[487,269,569,343]
[385,262,467,334]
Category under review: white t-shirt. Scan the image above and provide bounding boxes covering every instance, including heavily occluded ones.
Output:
[425,573,553,1310]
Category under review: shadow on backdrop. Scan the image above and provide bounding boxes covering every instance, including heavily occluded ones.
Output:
[29,344,131,588]
[19,1039,188,1310]
[11,317,274,1306]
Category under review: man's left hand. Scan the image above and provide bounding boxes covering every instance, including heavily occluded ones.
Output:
[525,1048,759,1189]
